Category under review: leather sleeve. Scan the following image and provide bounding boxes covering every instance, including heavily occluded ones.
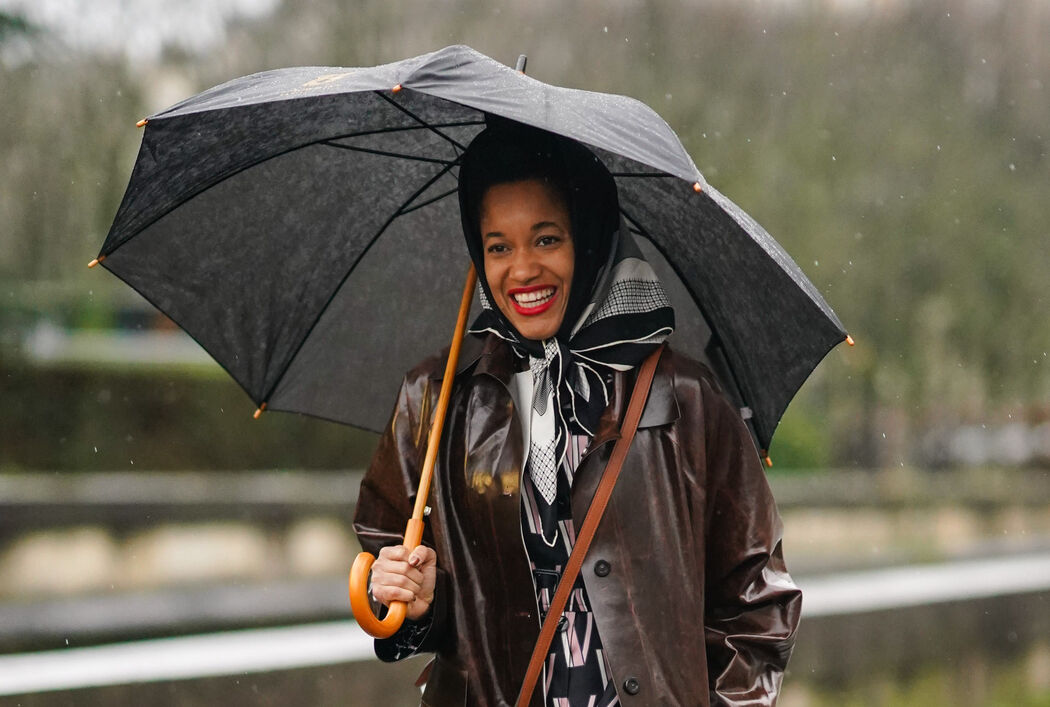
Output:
[698,375,803,706]
[352,370,450,658]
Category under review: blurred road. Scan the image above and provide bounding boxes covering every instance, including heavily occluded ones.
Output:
[2,552,1049,697]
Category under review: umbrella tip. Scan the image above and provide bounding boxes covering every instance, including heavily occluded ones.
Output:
[693,182,703,193]
[845,334,855,347]
[253,402,268,419]
[136,118,148,128]
[515,54,527,73]
[391,84,402,93]
[762,452,773,468]
[88,255,106,268]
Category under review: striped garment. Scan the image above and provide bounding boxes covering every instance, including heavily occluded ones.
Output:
[521,433,619,707]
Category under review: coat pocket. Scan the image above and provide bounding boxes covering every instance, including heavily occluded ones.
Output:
[420,657,468,706]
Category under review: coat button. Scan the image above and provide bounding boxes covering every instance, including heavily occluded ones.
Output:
[593,560,611,577]
[623,677,641,695]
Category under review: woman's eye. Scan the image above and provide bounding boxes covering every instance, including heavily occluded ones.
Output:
[486,243,508,254]
[536,235,561,247]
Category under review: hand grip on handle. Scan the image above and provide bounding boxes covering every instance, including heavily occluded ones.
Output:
[349,518,425,638]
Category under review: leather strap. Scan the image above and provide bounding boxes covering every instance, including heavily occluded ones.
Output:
[515,344,664,707]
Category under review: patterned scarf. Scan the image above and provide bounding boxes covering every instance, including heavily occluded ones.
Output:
[470,225,673,537]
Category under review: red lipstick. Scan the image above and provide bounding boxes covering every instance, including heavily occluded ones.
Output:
[507,285,558,316]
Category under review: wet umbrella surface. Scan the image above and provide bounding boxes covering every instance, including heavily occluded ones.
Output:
[94,44,847,453]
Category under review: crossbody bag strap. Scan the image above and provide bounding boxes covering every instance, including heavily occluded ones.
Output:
[514,344,665,707]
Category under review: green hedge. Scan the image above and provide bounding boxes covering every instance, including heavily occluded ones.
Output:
[0,363,378,472]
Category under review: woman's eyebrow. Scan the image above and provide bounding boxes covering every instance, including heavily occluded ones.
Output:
[482,231,504,240]
[530,221,563,232]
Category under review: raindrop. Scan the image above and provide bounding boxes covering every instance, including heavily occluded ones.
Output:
[831,155,836,161]
[65,639,69,646]
[603,26,608,33]
[882,433,887,439]
[1008,163,1016,171]
[93,446,98,453]
[936,145,941,151]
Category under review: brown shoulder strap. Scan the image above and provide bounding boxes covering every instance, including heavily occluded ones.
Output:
[515,344,664,707]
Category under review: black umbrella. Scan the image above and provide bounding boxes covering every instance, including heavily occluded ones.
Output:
[93,43,847,458]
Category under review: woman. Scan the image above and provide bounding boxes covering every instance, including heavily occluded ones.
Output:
[354,122,801,706]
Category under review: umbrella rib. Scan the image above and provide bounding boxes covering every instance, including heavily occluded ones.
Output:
[398,187,459,215]
[331,119,486,141]
[390,161,459,217]
[373,90,468,152]
[257,161,459,407]
[321,141,459,166]
[610,172,676,178]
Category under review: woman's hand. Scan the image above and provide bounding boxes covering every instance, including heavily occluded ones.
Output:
[369,545,437,621]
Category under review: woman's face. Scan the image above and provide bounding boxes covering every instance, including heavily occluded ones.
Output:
[480,179,575,342]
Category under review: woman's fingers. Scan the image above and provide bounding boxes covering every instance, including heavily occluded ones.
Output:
[372,564,424,592]
[375,546,425,582]
[408,545,437,569]
[370,544,435,611]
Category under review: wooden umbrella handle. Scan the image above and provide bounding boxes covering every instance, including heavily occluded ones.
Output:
[349,264,478,638]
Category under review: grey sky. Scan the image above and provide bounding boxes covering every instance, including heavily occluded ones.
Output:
[0,0,279,62]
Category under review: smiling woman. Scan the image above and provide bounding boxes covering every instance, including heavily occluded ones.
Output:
[354,121,801,707]
[479,179,575,341]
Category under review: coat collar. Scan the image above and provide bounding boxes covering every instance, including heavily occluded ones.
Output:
[434,333,679,433]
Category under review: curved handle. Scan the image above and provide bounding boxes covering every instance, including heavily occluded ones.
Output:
[349,551,408,638]
[349,517,426,638]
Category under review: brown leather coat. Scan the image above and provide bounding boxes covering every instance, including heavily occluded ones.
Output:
[353,334,801,706]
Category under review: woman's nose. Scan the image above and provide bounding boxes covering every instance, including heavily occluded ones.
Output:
[509,249,542,282]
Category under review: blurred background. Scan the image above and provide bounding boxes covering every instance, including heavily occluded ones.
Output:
[0,0,1048,705]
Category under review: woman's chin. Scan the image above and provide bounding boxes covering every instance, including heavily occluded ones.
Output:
[509,316,561,342]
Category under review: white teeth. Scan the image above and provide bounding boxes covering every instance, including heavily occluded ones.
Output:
[512,287,555,307]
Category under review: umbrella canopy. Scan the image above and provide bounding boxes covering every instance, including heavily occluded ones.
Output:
[95,44,846,453]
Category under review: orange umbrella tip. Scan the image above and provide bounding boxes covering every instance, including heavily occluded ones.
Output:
[87,255,106,268]
[253,402,268,419]
[693,182,703,193]
[763,454,773,468]
[392,84,402,93]
[846,334,855,347]
[136,118,148,128]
